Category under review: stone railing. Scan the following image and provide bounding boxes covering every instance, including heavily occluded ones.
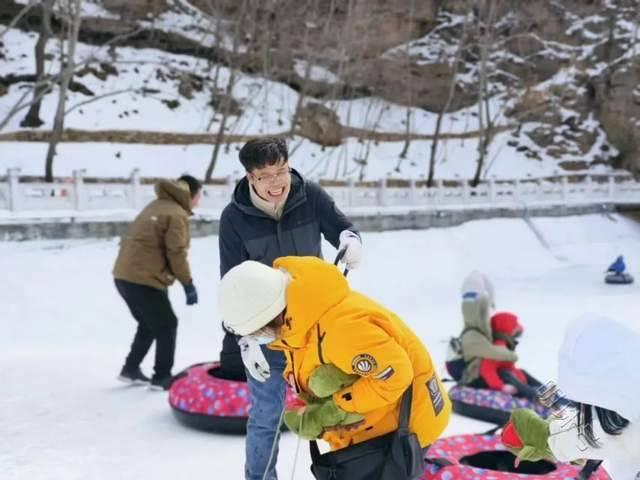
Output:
[1,168,640,215]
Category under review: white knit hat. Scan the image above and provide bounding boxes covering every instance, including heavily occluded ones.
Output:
[461,270,496,309]
[219,260,289,336]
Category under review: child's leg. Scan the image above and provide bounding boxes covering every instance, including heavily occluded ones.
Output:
[521,369,543,389]
[466,377,489,389]
[497,369,538,400]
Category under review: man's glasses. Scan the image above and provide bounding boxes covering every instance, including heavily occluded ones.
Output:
[253,169,291,184]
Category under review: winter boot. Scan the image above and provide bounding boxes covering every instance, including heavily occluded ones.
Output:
[149,374,173,391]
[118,366,150,385]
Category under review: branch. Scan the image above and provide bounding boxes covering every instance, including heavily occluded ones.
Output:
[0,0,39,40]
[0,79,54,131]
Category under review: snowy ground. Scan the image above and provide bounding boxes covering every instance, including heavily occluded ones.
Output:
[3,213,640,479]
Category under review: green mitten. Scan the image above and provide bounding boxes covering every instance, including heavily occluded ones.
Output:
[308,364,358,398]
[507,409,555,463]
[284,398,364,440]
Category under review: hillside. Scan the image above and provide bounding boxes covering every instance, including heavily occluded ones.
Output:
[0,0,638,181]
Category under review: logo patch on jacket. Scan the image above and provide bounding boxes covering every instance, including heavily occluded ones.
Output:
[351,354,377,376]
[373,366,395,381]
[426,374,444,415]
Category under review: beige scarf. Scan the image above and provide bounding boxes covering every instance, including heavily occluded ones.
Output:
[249,182,289,220]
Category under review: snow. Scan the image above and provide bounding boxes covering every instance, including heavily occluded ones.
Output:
[3,213,640,479]
[293,61,338,84]
[2,126,616,183]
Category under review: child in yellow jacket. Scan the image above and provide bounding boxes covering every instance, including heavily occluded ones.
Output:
[219,256,451,451]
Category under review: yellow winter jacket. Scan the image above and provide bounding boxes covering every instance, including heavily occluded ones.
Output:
[270,256,451,451]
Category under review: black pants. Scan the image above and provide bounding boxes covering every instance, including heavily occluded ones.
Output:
[498,369,542,401]
[115,279,178,378]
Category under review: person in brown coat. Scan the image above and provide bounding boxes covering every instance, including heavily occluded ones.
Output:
[113,175,202,390]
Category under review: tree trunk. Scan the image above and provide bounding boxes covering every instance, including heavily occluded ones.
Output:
[205,72,235,182]
[471,0,495,188]
[20,0,54,128]
[45,0,82,182]
[203,0,248,181]
[290,59,312,138]
[428,13,468,187]
[398,0,415,161]
[398,107,412,159]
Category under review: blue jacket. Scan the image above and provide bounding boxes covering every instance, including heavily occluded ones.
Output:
[607,256,626,274]
[219,169,355,277]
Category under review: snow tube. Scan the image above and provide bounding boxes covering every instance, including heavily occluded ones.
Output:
[422,433,611,479]
[168,361,299,434]
[449,385,551,425]
[604,272,634,285]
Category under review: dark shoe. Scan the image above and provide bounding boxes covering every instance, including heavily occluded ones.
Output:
[117,366,150,385]
[149,374,173,391]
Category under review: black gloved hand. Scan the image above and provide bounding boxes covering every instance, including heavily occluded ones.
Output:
[183,282,198,306]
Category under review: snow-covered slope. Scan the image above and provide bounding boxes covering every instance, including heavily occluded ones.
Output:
[2,213,640,479]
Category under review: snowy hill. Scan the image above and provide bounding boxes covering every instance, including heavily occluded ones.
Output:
[1,0,638,182]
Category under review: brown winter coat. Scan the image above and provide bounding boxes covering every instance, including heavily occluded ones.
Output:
[113,180,193,290]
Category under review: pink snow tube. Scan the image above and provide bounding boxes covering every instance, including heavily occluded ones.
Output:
[422,433,610,479]
[168,361,299,434]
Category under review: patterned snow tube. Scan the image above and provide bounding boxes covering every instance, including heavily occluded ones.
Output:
[449,385,551,425]
[422,434,610,479]
[604,272,634,285]
[168,361,300,434]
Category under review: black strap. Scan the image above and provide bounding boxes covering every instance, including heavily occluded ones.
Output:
[461,326,487,337]
[310,437,322,463]
[576,460,603,480]
[397,385,413,433]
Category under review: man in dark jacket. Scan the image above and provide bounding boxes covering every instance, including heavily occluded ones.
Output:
[114,175,202,390]
[218,137,362,480]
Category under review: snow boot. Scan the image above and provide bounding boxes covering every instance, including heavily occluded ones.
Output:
[118,366,150,385]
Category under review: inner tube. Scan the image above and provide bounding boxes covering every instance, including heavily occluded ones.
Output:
[168,361,299,434]
[449,385,551,425]
[423,433,611,479]
[604,272,634,285]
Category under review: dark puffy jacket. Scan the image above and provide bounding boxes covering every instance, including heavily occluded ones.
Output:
[219,169,355,277]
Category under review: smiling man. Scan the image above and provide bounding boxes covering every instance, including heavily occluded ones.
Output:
[217,137,362,480]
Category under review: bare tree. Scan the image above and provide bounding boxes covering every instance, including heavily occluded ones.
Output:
[471,0,497,187]
[204,0,249,182]
[633,2,639,59]
[289,0,325,140]
[427,15,469,187]
[21,0,56,128]
[44,0,83,182]
[398,0,416,161]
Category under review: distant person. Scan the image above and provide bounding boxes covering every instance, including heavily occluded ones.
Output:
[607,255,626,275]
[113,175,202,390]
[604,255,634,285]
[457,271,519,387]
[217,137,362,480]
